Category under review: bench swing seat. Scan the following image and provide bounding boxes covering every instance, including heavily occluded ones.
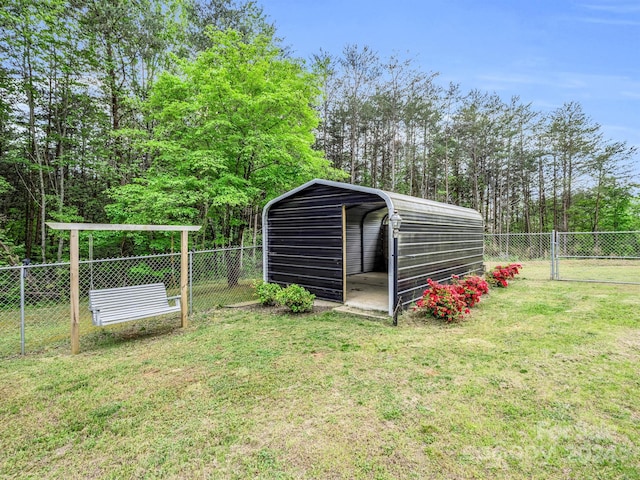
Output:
[89,283,181,327]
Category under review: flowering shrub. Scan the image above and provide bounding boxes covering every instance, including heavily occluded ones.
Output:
[453,275,489,307]
[415,278,469,322]
[414,274,490,323]
[487,263,522,287]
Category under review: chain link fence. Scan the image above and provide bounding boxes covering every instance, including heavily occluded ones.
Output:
[483,232,552,262]
[483,232,553,282]
[3,233,639,357]
[483,231,640,284]
[0,246,262,357]
[554,231,640,284]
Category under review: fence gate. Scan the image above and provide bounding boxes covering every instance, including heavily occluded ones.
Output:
[553,231,640,284]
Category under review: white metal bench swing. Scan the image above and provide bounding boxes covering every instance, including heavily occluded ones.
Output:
[88,283,181,327]
[46,223,201,354]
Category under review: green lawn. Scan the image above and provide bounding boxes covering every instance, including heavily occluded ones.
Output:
[0,278,258,357]
[1,268,639,479]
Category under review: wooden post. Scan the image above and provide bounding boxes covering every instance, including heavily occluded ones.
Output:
[70,229,80,354]
[180,229,188,328]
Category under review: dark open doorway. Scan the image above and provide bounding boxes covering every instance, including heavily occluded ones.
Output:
[344,203,389,312]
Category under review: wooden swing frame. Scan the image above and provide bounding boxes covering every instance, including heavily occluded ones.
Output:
[46,223,201,354]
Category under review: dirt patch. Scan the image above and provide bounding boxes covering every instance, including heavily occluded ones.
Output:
[616,329,640,361]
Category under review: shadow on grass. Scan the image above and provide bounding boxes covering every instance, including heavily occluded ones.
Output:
[80,317,185,351]
[399,308,470,329]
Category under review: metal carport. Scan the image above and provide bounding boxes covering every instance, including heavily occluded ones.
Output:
[263,179,484,316]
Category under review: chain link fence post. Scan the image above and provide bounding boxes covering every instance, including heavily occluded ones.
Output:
[20,261,26,355]
[550,230,555,280]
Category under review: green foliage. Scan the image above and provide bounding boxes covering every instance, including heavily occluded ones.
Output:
[105,175,203,225]
[0,230,23,267]
[0,177,12,195]
[107,28,343,247]
[128,262,173,285]
[254,281,315,312]
[253,280,282,306]
[185,0,275,51]
[276,283,315,313]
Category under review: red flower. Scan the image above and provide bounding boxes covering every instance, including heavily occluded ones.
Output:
[487,263,522,287]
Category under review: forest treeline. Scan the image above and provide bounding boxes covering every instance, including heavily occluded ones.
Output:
[315,48,638,236]
[0,0,638,265]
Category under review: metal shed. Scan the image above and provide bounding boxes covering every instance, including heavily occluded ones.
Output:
[263,179,484,316]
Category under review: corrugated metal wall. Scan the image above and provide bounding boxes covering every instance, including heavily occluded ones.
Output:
[346,210,362,275]
[363,208,387,272]
[393,206,484,307]
[345,205,387,275]
[266,184,384,301]
[265,180,484,311]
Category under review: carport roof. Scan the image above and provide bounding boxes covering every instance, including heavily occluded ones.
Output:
[264,179,482,222]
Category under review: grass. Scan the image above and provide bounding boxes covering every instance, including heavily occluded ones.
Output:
[1,266,639,479]
[0,277,258,357]
[555,259,640,283]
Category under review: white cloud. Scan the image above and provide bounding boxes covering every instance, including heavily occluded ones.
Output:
[576,17,640,25]
[475,71,640,100]
[578,2,640,14]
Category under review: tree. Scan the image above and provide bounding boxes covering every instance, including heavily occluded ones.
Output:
[545,102,601,232]
[106,29,342,278]
[185,0,275,53]
[338,45,381,184]
[584,140,637,232]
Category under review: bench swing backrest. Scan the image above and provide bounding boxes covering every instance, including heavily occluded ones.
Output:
[89,283,181,327]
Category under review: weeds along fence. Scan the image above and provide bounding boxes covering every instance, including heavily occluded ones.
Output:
[0,246,262,357]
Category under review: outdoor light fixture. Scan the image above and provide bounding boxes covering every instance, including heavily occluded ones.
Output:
[390,210,402,238]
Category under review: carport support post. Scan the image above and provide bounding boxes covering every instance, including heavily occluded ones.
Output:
[70,229,80,354]
[392,235,399,326]
[390,210,402,326]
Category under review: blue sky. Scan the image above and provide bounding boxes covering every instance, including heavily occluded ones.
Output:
[259,0,639,172]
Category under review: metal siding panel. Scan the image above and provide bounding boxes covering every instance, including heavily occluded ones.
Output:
[267,203,344,299]
[363,209,386,272]
[266,184,387,301]
[346,215,362,275]
[268,253,342,268]
[264,180,485,307]
[395,208,484,307]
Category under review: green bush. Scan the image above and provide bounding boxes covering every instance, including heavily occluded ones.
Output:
[276,284,315,313]
[253,280,282,306]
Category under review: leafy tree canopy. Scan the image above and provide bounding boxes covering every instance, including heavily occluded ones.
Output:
[106,29,344,246]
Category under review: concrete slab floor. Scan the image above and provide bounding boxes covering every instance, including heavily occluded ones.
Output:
[345,272,389,312]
